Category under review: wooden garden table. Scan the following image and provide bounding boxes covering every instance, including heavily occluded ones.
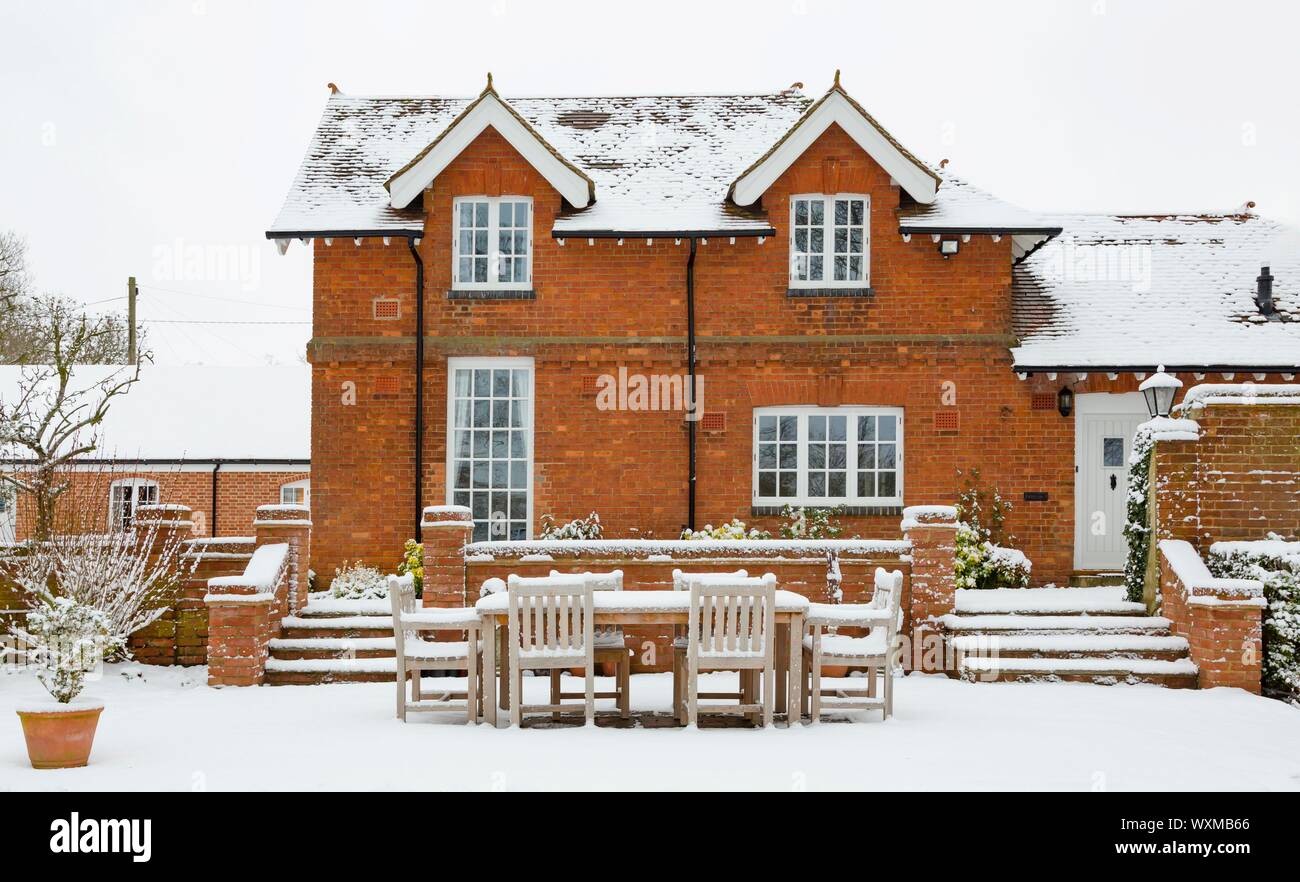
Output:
[473,590,809,727]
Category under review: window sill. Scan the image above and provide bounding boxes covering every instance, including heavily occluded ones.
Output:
[751,505,902,517]
[786,287,874,298]
[446,289,536,301]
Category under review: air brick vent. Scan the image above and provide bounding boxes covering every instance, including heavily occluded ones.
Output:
[373,298,401,320]
[934,410,960,433]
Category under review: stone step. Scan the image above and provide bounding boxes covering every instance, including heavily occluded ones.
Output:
[959,656,1198,688]
[941,613,1172,635]
[279,614,394,641]
[1068,572,1125,588]
[268,635,397,661]
[297,601,392,618]
[952,587,1145,617]
[265,656,396,685]
[951,634,1190,662]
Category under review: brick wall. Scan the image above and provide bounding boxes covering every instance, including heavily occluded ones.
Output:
[304,122,1294,588]
[8,468,308,540]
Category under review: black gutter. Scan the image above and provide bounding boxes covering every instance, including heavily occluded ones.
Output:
[265,230,423,240]
[407,238,426,540]
[0,458,311,466]
[550,228,775,240]
[686,237,698,532]
[1013,365,1298,375]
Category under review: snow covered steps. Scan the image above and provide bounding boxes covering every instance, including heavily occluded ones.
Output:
[268,602,398,685]
[943,587,1197,687]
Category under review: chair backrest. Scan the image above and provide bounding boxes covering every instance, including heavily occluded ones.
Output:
[671,568,748,591]
[507,573,594,656]
[387,574,416,658]
[872,567,906,643]
[686,572,776,657]
[550,569,623,592]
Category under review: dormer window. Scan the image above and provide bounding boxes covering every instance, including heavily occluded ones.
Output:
[453,196,532,289]
[789,194,869,289]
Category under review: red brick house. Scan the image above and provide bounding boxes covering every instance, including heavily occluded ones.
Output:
[267,76,1299,587]
[0,365,309,542]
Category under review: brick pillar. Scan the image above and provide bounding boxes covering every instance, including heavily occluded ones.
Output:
[901,506,959,673]
[1152,436,1201,546]
[128,504,193,665]
[177,538,254,666]
[205,543,290,687]
[253,504,311,617]
[1158,540,1263,693]
[420,505,472,608]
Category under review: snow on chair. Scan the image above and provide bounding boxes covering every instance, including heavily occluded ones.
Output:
[671,568,750,725]
[388,575,481,724]
[548,570,631,720]
[803,567,904,722]
[506,573,596,726]
[682,573,777,728]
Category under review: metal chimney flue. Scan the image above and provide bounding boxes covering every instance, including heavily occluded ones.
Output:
[1256,265,1276,317]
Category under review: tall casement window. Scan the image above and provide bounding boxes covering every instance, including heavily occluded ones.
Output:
[752,407,903,507]
[447,357,534,542]
[452,196,533,288]
[108,478,159,531]
[789,194,869,288]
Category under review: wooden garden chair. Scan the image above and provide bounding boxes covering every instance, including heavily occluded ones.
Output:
[506,573,596,726]
[670,569,750,724]
[548,570,631,720]
[387,575,481,724]
[802,567,904,722]
[682,573,777,728]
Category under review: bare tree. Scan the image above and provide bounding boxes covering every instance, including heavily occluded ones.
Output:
[0,314,142,540]
[0,230,30,312]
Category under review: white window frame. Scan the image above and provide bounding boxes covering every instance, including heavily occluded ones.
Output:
[280,479,310,506]
[788,193,870,288]
[451,196,534,290]
[108,478,159,531]
[445,356,535,541]
[751,406,903,507]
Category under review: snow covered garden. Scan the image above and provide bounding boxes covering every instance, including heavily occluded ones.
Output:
[3,663,1299,791]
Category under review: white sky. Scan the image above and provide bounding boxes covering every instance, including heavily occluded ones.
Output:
[2,0,1297,365]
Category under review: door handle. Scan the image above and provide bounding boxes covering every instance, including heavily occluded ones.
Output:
[1110,474,1118,490]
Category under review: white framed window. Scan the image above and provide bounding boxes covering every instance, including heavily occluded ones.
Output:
[280,479,310,506]
[789,194,869,287]
[447,357,534,542]
[752,406,902,506]
[108,478,159,531]
[452,196,533,289]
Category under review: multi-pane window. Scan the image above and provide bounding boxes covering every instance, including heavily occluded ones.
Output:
[453,197,532,288]
[109,479,159,531]
[789,194,869,287]
[448,358,532,542]
[280,480,310,506]
[753,407,902,506]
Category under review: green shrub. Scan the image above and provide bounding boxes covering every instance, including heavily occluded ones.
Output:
[954,469,1031,590]
[1122,426,1155,604]
[1209,538,1300,702]
[396,539,423,597]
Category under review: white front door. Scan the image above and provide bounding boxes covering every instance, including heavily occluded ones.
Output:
[1074,393,1148,571]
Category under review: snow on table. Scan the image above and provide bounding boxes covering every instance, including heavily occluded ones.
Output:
[6,665,1300,791]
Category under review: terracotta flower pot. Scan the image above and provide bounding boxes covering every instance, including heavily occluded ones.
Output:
[16,701,104,769]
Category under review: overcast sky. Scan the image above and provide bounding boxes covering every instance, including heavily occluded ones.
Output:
[2,0,1297,365]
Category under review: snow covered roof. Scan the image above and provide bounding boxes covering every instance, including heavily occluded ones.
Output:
[898,173,1062,259]
[1012,212,1300,371]
[267,83,1060,240]
[0,365,310,461]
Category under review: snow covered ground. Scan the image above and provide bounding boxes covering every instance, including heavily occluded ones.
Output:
[3,665,1298,791]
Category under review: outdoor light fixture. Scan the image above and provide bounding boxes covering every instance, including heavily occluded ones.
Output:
[1057,386,1074,417]
[939,239,960,257]
[1139,365,1183,418]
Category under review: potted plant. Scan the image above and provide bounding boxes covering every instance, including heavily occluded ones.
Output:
[13,595,119,769]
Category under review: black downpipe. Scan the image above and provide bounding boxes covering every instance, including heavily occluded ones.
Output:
[407,238,425,539]
[686,237,698,531]
[210,462,221,537]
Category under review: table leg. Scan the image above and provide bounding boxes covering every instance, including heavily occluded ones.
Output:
[483,617,498,727]
[787,612,804,725]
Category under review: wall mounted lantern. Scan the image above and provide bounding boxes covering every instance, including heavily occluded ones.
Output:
[1139,365,1183,418]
